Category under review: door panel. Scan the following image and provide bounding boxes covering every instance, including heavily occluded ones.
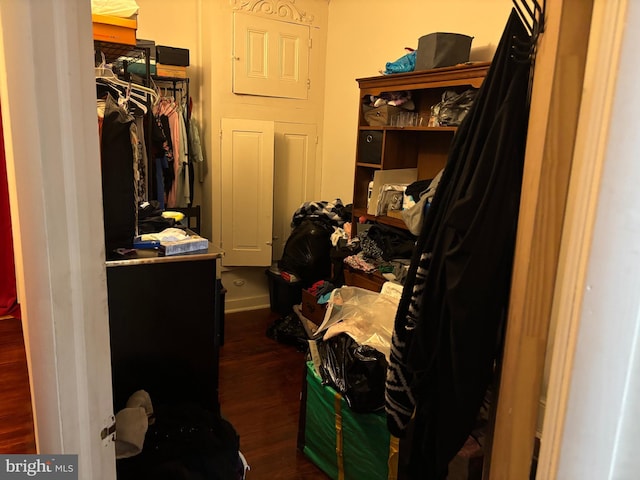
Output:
[221,118,275,266]
[233,12,309,99]
[273,122,318,261]
[247,28,268,79]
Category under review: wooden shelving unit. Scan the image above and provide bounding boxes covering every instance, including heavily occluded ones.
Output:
[351,62,490,231]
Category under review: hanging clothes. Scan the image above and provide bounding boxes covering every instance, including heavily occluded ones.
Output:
[189,116,206,184]
[154,95,191,208]
[165,98,181,208]
[134,116,148,201]
[100,93,137,256]
[150,100,174,209]
[174,105,191,208]
[385,9,532,478]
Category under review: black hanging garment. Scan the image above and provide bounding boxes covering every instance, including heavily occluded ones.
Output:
[101,94,136,256]
[385,10,532,478]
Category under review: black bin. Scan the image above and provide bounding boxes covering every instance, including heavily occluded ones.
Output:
[358,130,383,165]
[266,268,302,315]
[415,33,473,71]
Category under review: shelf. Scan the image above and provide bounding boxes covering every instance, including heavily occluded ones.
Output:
[351,63,490,241]
[357,62,491,94]
[359,126,457,132]
[353,208,408,230]
[152,76,190,83]
[95,41,148,65]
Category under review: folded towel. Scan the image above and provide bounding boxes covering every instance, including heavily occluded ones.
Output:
[125,389,154,424]
[115,407,148,459]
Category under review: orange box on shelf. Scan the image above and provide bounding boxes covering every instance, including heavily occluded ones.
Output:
[155,63,188,79]
[92,14,137,46]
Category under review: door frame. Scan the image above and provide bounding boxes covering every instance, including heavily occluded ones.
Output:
[537,0,639,477]
[0,1,116,477]
[491,0,636,477]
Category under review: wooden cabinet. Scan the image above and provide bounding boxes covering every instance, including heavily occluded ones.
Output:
[105,248,224,413]
[352,63,490,231]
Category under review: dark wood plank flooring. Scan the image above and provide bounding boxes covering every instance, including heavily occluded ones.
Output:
[219,308,328,480]
[0,316,36,454]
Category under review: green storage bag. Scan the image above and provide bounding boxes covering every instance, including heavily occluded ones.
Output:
[301,361,399,480]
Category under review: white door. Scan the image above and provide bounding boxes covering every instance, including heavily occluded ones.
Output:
[221,118,275,266]
[233,12,310,100]
[272,122,318,261]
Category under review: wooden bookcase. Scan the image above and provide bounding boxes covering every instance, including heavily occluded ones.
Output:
[352,62,490,231]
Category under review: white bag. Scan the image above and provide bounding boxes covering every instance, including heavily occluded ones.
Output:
[91,0,139,18]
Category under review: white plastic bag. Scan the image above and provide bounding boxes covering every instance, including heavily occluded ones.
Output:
[319,285,401,361]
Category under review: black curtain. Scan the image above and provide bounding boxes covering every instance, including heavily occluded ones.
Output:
[385,9,532,478]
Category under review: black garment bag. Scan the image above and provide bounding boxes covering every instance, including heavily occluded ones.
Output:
[385,9,533,478]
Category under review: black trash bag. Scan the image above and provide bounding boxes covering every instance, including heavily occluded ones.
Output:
[431,89,478,126]
[278,219,333,287]
[365,223,416,260]
[317,334,388,413]
[265,313,308,352]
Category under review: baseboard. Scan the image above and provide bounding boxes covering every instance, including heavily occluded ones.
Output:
[225,294,271,313]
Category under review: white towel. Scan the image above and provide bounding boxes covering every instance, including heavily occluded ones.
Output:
[115,407,148,459]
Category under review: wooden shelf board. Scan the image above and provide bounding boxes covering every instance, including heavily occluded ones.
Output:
[358,126,457,132]
[352,208,409,230]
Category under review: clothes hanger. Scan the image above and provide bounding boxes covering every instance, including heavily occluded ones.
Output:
[95,62,159,106]
[124,81,148,114]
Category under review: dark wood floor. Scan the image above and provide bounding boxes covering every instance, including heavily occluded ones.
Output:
[219,308,328,480]
[0,316,36,454]
[0,307,330,478]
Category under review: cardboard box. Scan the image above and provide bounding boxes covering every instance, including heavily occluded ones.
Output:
[92,14,137,46]
[298,361,399,480]
[301,289,327,326]
[367,168,417,216]
[156,63,188,79]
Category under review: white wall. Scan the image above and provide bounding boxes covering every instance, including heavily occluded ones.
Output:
[321,0,513,203]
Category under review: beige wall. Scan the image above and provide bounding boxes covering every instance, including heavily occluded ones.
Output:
[136,0,330,310]
[136,0,513,228]
[321,0,513,202]
[133,0,512,310]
